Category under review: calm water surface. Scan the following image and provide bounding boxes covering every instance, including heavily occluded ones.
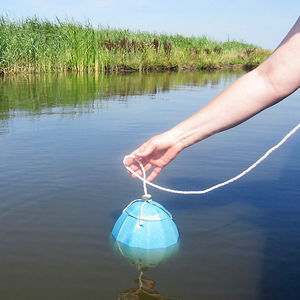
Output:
[0,72,299,300]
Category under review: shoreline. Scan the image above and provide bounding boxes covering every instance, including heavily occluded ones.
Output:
[0,17,271,76]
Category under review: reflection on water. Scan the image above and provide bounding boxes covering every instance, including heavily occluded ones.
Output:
[0,71,241,120]
[113,240,179,299]
[120,270,173,300]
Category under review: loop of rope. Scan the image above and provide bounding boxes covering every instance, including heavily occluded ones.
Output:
[124,123,300,195]
[122,157,153,226]
[128,157,151,199]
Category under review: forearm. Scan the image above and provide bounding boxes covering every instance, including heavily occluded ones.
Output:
[167,69,282,150]
[168,17,300,151]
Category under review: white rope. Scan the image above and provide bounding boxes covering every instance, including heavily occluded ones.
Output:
[122,156,153,226]
[124,123,300,195]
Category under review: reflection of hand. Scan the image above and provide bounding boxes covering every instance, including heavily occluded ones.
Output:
[125,132,183,182]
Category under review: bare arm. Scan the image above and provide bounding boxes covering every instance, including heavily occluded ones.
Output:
[126,17,300,181]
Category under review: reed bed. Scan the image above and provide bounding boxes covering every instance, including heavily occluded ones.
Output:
[0,17,271,75]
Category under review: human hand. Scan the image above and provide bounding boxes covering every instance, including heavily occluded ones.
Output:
[124,132,183,182]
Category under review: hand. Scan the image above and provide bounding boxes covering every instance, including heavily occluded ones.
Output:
[124,132,183,182]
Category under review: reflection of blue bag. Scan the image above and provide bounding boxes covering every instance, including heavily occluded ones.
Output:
[113,239,179,268]
[112,199,179,249]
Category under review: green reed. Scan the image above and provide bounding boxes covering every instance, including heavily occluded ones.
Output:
[0,17,271,75]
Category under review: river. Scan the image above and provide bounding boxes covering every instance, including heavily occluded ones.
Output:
[0,71,299,299]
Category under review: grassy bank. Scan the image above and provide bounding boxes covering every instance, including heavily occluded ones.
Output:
[0,17,271,75]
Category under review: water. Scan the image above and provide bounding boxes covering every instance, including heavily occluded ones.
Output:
[0,72,299,299]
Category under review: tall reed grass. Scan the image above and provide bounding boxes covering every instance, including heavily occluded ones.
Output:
[0,17,271,75]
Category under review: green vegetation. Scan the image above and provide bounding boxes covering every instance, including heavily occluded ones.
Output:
[0,71,241,116]
[0,17,271,75]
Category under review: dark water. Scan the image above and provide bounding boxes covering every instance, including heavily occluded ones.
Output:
[0,71,299,300]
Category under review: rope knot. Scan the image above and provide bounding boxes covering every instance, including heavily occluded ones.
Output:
[142,194,152,201]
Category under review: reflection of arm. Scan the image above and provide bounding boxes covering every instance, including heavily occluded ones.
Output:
[170,17,300,151]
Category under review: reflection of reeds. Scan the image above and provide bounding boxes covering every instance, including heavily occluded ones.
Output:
[0,17,271,75]
[0,71,243,114]
[0,71,244,131]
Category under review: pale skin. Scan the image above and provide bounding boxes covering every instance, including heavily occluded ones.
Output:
[125,17,300,182]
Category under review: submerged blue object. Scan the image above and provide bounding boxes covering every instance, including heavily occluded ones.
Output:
[112,199,179,249]
[113,240,179,268]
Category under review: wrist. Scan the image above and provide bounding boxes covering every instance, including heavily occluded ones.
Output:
[166,117,217,151]
[165,127,199,152]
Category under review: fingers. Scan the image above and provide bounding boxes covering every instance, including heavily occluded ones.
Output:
[143,162,153,172]
[147,167,162,182]
[124,137,157,168]
[127,164,162,183]
[126,160,154,179]
[124,137,161,181]
[124,155,135,166]
[133,140,156,158]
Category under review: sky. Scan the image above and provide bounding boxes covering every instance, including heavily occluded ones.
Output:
[1,0,300,49]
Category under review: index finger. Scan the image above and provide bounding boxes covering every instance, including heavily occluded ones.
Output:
[124,152,142,166]
[124,155,135,166]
